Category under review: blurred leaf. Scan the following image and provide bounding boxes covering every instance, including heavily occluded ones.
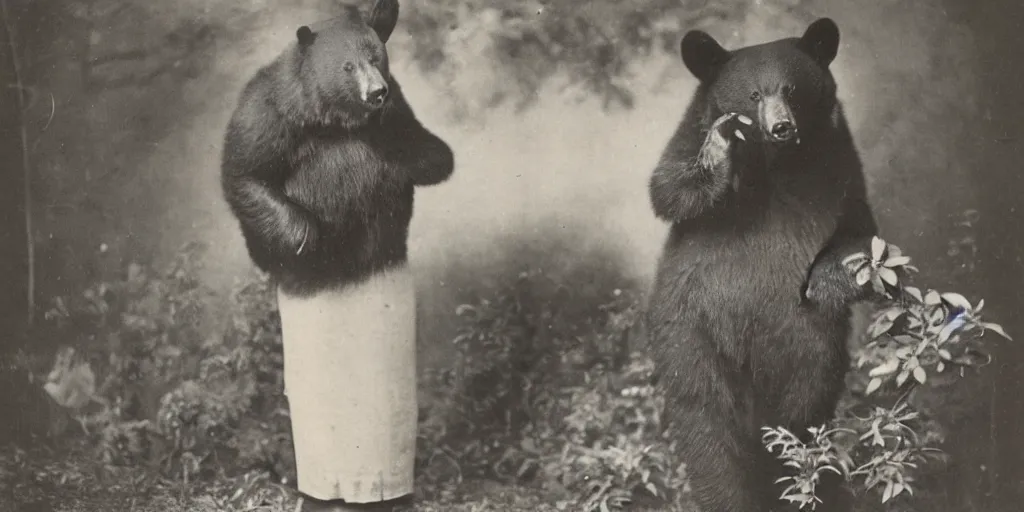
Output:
[865,378,883,395]
[884,256,911,268]
[856,267,872,286]
[982,322,1012,340]
[878,267,899,286]
[940,292,972,310]
[871,237,886,261]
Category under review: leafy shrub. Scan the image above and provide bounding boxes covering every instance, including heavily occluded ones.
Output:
[39,242,290,488]
[412,246,689,511]
[762,237,1011,510]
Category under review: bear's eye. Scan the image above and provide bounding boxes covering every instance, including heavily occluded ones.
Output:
[749,91,762,102]
[368,55,380,65]
[343,62,355,72]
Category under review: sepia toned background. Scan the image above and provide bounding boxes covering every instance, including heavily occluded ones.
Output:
[1,0,1021,510]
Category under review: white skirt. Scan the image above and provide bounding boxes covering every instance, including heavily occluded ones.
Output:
[276,264,417,503]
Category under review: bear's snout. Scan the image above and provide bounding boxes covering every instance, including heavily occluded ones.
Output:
[356,64,390,108]
[759,95,799,144]
[770,119,796,141]
[366,84,389,107]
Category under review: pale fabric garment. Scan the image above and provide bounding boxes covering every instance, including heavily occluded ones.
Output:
[276,264,417,503]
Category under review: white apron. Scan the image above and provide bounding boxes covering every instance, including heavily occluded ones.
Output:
[276,264,417,503]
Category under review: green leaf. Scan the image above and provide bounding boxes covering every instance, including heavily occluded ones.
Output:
[786,494,813,504]
[884,307,905,320]
[924,290,942,305]
[938,321,960,344]
[982,322,1013,340]
[896,370,909,387]
[645,482,659,497]
[936,361,946,372]
[938,349,952,360]
[913,366,927,384]
[870,318,895,338]
[871,236,886,261]
[871,275,887,295]
[454,304,476,316]
[899,411,920,422]
[884,256,911,268]
[878,267,899,286]
[915,338,930,355]
[893,482,906,499]
[904,286,924,303]
[856,267,872,286]
[941,292,972,310]
[869,359,900,377]
[865,377,883,395]
[883,481,895,503]
[517,460,533,478]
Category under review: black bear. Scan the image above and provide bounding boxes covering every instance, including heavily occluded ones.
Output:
[220,0,454,298]
[220,1,451,510]
[646,18,876,511]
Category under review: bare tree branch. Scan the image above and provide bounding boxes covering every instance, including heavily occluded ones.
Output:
[1,0,35,328]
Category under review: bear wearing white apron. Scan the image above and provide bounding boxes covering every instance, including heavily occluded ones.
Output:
[220,0,454,508]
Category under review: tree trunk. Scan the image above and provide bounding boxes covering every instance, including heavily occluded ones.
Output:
[0,1,29,354]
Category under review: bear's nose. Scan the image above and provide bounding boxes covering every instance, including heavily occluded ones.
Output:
[770,120,797,141]
[367,85,389,106]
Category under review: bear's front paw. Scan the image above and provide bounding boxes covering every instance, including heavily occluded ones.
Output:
[699,112,754,188]
[288,213,319,257]
[803,258,866,310]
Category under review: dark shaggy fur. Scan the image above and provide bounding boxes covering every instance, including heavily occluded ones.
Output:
[220,0,453,297]
[646,18,877,511]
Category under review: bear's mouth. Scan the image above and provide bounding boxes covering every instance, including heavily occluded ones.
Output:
[765,122,799,145]
[757,95,800,145]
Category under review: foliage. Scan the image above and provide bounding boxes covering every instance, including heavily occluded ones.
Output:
[413,256,692,511]
[37,242,289,488]
[24,227,1011,512]
[762,236,1011,510]
[29,238,701,511]
[395,0,756,114]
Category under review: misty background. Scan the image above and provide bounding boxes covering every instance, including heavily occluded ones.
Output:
[2,0,1022,509]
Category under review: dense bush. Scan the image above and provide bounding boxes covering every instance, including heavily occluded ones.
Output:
[762,237,1010,510]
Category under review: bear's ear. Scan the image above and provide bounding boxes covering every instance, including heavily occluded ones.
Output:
[367,0,399,44]
[680,30,730,82]
[296,25,316,47]
[799,18,840,66]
